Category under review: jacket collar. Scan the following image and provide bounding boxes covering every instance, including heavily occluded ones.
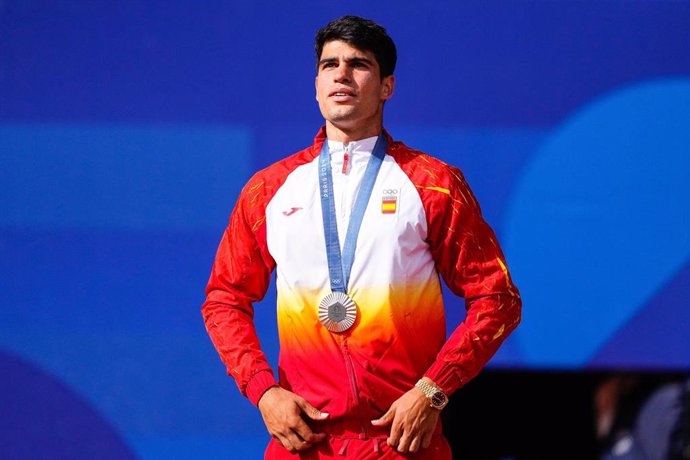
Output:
[312,125,394,153]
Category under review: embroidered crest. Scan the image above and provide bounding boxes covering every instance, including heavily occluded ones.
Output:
[381,188,398,214]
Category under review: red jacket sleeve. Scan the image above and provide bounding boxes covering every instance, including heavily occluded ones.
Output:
[420,164,522,395]
[201,176,278,406]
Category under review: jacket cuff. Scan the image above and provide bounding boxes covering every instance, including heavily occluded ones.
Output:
[424,360,464,395]
[245,370,279,406]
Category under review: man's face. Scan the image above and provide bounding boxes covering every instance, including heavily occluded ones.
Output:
[315,40,394,137]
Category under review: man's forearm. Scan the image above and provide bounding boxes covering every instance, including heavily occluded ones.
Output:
[424,292,521,395]
[202,297,277,404]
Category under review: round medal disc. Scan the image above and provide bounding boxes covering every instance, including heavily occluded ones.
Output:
[318,292,357,333]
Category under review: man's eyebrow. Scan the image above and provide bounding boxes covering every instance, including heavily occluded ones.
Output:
[318,56,374,66]
[318,57,338,66]
[345,56,373,65]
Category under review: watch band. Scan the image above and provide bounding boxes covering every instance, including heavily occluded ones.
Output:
[415,379,449,410]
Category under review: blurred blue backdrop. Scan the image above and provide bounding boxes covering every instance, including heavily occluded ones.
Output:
[1,1,689,458]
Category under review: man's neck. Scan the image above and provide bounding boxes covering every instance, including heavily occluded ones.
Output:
[325,122,382,144]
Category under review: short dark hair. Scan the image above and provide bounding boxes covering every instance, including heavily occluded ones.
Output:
[315,15,397,78]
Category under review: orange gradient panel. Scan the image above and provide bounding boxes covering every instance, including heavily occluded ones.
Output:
[275,280,447,374]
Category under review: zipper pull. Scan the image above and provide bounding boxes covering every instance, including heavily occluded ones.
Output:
[342,143,352,174]
[338,439,350,456]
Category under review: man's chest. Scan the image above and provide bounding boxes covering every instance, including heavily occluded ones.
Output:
[264,158,429,285]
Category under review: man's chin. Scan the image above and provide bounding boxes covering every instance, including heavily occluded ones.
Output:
[326,109,357,123]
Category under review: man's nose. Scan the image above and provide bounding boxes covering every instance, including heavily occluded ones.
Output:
[334,64,351,82]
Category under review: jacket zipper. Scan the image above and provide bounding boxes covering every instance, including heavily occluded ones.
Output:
[340,338,360,408]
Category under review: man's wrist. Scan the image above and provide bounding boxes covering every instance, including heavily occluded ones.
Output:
[256,385,280,409]
[246,370,279,406]
[415,377,449,410]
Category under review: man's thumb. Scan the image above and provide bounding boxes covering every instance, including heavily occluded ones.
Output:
[371,408,393,426]
[298,399,329,420]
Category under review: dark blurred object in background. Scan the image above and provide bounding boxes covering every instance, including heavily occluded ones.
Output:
[595,372,690,460]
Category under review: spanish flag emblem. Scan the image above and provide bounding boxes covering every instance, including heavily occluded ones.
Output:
[382,197,397,214]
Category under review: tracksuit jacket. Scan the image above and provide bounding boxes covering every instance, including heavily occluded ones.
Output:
[202,127,521,422]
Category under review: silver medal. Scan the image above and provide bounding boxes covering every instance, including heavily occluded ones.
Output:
[318,292,357,333]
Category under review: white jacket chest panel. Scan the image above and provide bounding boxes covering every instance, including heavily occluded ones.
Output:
[265,155,435,296]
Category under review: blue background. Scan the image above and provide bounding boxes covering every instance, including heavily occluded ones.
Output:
[1,1,689,458]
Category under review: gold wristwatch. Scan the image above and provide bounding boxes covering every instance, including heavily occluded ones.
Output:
[415,378,448,410]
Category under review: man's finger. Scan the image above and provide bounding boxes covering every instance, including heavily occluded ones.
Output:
[386,417,403,448]
[422,430,433,449]
[409,435,421,453]
[275,433,297,453]
[292,417,325,445]
[371,407,394,426]
[285,429,310,453]
[297,398,329,421]
[397,431,412,453]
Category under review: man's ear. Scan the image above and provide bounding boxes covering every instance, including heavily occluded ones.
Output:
[381,75,395,100]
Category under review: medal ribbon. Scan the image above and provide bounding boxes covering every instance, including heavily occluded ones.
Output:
[318,134,387,293]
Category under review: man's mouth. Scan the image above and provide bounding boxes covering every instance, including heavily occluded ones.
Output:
[330,89,356,98]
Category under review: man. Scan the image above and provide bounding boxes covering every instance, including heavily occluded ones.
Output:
[202,15,521,459]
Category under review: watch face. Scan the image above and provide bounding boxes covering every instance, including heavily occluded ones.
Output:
[431,391,447,408]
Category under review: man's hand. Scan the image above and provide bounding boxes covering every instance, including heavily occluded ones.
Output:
[257,386,330,453]
[370,384,440,453]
